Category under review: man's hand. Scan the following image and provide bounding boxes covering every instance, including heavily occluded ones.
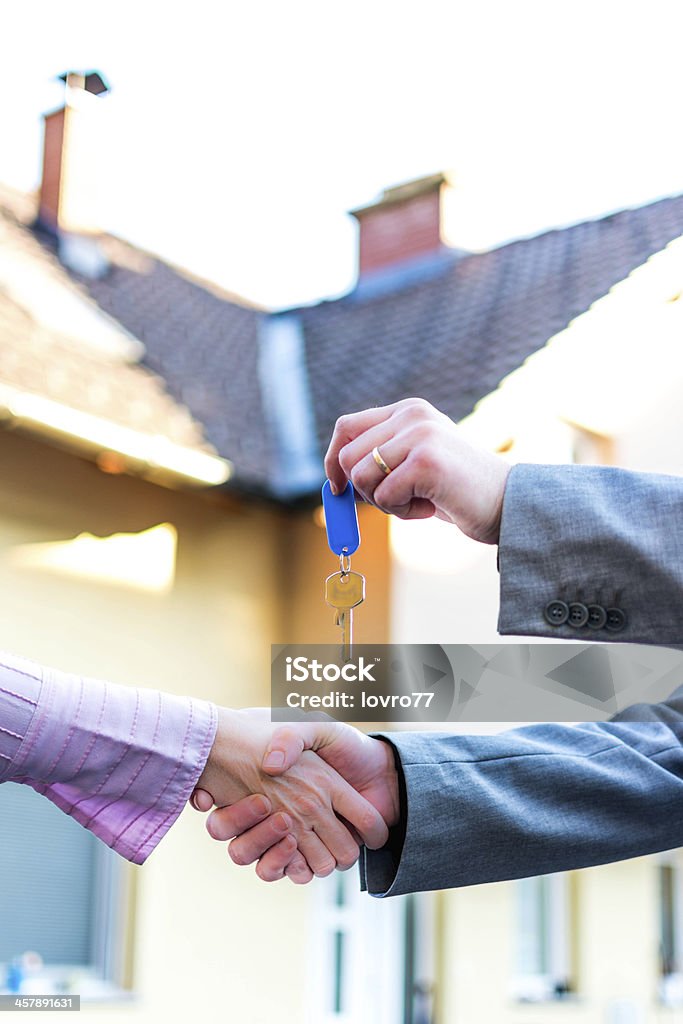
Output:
[326,397,510,545]
[193,709,389,882]
[200,720,400,883]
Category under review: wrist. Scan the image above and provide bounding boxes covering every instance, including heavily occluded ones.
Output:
[196,706,246,801]
[480,456,511,545]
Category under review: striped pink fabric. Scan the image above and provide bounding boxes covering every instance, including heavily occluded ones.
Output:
[0,651,217,864]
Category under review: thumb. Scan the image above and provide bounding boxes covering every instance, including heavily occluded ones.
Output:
[189,787,214,812]
[262,723,334,775]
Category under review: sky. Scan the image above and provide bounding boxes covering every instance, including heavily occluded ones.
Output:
[2,0,682,309]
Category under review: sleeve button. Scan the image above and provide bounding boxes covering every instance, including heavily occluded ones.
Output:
[587,604,607,629]
[568,602,589,628]
[544,600,569,626]
[605,608,627,632]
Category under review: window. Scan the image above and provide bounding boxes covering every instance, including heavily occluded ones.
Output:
[307,871,414,1024]
[513,873,574,1002]
[0,783,134,999]
[659,858,683,1007]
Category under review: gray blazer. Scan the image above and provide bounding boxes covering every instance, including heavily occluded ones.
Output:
[362,464,683,897]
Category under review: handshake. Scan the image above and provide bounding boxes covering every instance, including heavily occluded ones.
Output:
[191,711,400,884]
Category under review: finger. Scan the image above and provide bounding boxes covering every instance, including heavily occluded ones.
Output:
[346,428,427,509]
[324,405,398,493]
[284,852,315,885]
[190,788,215,812]
[338,419,404,488]
[310,815,360,872]
[329,780,389,850]
[206,795,273,841]
[374,457,437,519]
[262,723,334,775]
[254,835,299,882]
[347,450,396,507]
[402,498,437,520]
[337,815,362,846]
[228,812,293,865]
[297,830,337,877]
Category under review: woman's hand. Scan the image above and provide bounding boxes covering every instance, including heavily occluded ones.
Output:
[192,708,389,882]
[326,397,510,544]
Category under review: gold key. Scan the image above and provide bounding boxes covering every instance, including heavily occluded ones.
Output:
[325,570,365,662]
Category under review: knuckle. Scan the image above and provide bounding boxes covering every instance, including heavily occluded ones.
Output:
[403,396,431,417]
[336,848,360,872]
[206,815,228,841]
[286,857,309,878]
[338,444,355,474]
[286,867,312,885]
[228,843,249,866]
[411,442,438,473]
[314,858,337,878]
[335,414,352,436]
[337,858,358,872]
[296,795,320,818]
[273,812,292,833]
[357,807,380,836]
[404,420,438,448]
[349,465,371,495]
[272,726,296,747]
[256,864,282,883]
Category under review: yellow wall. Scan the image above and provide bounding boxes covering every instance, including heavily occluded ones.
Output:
[0,429,332,1023]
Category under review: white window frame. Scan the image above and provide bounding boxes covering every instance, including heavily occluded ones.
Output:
[306,870,407,1024]
[512,872,573,1002]
[658,852,683,1008]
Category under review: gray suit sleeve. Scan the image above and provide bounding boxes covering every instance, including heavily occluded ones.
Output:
[497,464,683,646]
[363,688,683,897]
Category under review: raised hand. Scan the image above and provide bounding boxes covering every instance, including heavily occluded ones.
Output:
[200,720,400,882]
[193,709,389,882]
[326,397,510,544]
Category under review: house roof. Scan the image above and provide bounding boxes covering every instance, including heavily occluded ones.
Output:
[0,184,231,487]
[0,185,271,490]
[461,232,683,449]
[297,194,683,459]
[1,180,682,498]
[69,233,275,493]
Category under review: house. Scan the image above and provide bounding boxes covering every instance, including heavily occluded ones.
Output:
[0,69,682,1023]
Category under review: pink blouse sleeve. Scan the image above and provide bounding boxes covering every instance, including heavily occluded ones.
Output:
[0,651,217,864]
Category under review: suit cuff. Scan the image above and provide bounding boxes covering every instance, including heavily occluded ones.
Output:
[359,735,407,895]
[362,731,454,898]
[497,463,682,645]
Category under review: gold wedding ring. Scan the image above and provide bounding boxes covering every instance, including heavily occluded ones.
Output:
[371,446,392,476]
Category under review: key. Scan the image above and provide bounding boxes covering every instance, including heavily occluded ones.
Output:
[325,570,365,661]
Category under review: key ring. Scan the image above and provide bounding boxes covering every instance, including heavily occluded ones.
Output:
[339,549,351,577]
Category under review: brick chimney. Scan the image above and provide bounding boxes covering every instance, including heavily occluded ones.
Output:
[38,70,110,278]
[350,172,458,282]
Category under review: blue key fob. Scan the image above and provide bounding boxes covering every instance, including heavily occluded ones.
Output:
[322,480,360,555]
